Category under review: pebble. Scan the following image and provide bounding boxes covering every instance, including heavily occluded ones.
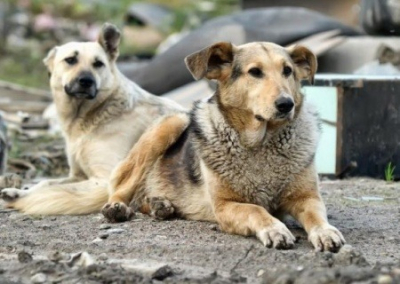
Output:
[18,251,33,263]
[257,269,265,277]
[98,253,108,261]
[31,273,47,283]
[99,233,109,239]
[99,224,111,230]
[92,238,103,244]
[107,228,125,234]
[209,225,218,231]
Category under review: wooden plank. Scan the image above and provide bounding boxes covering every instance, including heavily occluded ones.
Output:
[0,80,51,101]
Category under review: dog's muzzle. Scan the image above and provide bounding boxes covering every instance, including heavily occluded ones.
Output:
[64,72,98,100]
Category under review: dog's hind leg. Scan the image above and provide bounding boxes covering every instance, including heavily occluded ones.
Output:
[102,113,189,222]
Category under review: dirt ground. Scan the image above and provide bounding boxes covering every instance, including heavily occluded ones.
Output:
[0,178,399,283]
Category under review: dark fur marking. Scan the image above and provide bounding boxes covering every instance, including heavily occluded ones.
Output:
[189,101,208,142]
[230,63,242,80]
[162,127,202,185]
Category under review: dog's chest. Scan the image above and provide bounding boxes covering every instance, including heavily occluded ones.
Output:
[195,104,319,211]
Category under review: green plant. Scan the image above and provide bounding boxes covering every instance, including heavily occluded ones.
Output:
[384,162,396,182]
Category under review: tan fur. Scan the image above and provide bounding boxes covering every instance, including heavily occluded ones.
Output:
[1,23,184,215]
[105,41,344,251]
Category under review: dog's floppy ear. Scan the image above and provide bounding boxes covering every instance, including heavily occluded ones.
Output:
[43,47,58,72]
[98,23,121,60]
[287,45,317,85]
[185,42,235,80]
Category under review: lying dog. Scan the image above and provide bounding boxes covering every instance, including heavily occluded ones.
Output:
[0,23,184,214]
[103,41,345,251]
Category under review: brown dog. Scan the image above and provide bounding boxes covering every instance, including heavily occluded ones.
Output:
[102,41,345,252]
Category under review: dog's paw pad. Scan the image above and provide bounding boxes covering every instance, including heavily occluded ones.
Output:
[1,188,21,202]
[309,225,345,252]
[147,197,175,220]
[256,222,296,249]
[101,202,134,223]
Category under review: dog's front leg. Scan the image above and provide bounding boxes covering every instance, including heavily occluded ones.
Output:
[280,165,345,252]
[212,187,296,249]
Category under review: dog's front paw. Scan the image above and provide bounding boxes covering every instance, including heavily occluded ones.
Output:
[256,222,296,249]
[101,202,134,223]
[1,188,22,202]
[308,224,345,252]
[147,197,175,220]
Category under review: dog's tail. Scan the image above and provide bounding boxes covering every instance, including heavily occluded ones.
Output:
[9,179,109,215]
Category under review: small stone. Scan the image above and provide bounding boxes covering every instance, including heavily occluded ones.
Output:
[18,251,33,263]
[50,217,57,221]
[48,251,69,262]
[378,275,393,284]
[99,224,111,230]
[209,225,218,231]
[107,228,125,234]
[31,273,47,283]
[257,269,265,277]
[98,253,108,261]
[99,233,109,239]
[92,238,103,244]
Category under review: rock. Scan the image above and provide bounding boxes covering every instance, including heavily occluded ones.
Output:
[18,251,33,263]
[334,245,369,266]
[108,259,172,280]
[209,224,218,231]
[68,252,96,268]
[48,251,69,262]
[107,228,126,234]
[98,253,108,261]
[257,269,265,277]
[92,238,103,244]
[31,273,47,283]
[99,233,109,239]
[99,224,111,230]
[378,275,393,284]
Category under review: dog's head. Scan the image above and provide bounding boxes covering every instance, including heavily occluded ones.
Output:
[185,42,317,146]
[43,23,121,100]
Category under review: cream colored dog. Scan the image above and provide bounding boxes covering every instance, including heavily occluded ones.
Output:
[0,23,184,215]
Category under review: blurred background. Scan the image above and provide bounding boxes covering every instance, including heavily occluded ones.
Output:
[0,0,240,88]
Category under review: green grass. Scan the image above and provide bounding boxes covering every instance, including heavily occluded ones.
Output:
[384,162,396,182]
[0,49,49,89]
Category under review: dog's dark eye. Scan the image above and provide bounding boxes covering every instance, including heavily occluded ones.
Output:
[93,60,104,68]
[283,66,292,77]
[248,67,263,78]
[65,57,77,65]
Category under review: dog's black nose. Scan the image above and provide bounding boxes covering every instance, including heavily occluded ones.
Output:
[275,97,294,114]
[78,76,95,88]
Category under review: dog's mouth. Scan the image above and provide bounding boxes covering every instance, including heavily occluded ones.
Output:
[254,110,294,124]
[64,84,98,100]
[274,110,294,121]
[64,86,97,100]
